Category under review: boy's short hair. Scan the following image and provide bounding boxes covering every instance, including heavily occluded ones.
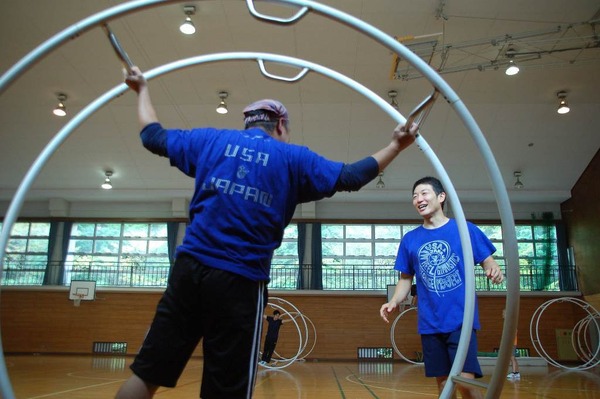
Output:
[413,176,447,209]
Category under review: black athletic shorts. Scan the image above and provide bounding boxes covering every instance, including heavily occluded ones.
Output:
[130,253,267,398]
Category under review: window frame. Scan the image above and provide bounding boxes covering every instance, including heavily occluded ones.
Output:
[1,221,51,285]
[65,222,171,287]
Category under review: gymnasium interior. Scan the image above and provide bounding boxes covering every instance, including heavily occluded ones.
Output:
[1,0,599,398]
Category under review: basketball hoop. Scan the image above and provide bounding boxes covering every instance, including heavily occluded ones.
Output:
[73,293,85,307]
[68,280,96,307]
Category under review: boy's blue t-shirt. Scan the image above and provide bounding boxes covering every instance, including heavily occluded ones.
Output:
[166,126,343,281]
[394,219,496,334]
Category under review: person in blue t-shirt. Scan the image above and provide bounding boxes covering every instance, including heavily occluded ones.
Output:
[380,176,504,399]
[116,66,418,399]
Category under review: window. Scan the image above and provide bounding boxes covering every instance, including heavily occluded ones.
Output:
[321,224,419,290]
[475,223,561,291]
[318,222,565,291]
[1,221,51,285]
[270,224,299,289]
[516,223,560,291]
[476,224,506,292]
[0,219,569,292]
[66,222,170,287]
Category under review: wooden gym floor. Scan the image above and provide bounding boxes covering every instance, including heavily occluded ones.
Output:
[5,354,600,398]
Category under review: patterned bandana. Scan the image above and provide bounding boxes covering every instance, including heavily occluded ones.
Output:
[243,99,289,125]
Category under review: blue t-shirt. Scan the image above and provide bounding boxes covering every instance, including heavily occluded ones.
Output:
[394,219,496,334]
[166,126,343,281]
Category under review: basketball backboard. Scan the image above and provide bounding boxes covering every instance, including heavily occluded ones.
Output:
[69,280,96,305]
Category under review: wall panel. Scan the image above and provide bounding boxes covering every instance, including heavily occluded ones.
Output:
[1,289,586,361]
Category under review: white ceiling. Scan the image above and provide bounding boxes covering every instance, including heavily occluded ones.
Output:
[0,0,599,207]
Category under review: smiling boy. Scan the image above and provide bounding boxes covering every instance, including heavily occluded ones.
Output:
[380,176,504,399]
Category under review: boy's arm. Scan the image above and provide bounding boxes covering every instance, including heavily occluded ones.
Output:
[282,313,300,323]
[379,273,413,323]
[481,255,504,284]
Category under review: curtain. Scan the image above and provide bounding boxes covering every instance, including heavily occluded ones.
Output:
[296,223,306,289]
[556,220,577,291]
[42,221,59,285]
[59,222,72,285]
[295,223,323,290]
[533,213,554,291]
[43,221,72,285]
[167,222,179,275]
[310,223,323,290]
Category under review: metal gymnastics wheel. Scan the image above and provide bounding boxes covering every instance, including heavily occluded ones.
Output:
[270,310,318,362]
[529,297,600,370]
[261,297,317,367]
[295,312,317,361]
[0,1,521,398]
[260,297,307,370]
[573,313,600,364]
[390,307,424,365]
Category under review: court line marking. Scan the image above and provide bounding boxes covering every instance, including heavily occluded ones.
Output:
[66,372,124,381]
[331,366,347,399]
[26,380,124,399]
[344,373,437,397]
[345,367,381,398]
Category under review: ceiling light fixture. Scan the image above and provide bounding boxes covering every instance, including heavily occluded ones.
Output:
[505,59,520,76]
[179,5,196,35]
[376,172,385,189]
[513,171,524,189]
[557,91,570,114]
[53,93,68,117]
[388,90,399,110]
[505,47,520,76]
[101,170,113,190]
[216,91,229,114]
